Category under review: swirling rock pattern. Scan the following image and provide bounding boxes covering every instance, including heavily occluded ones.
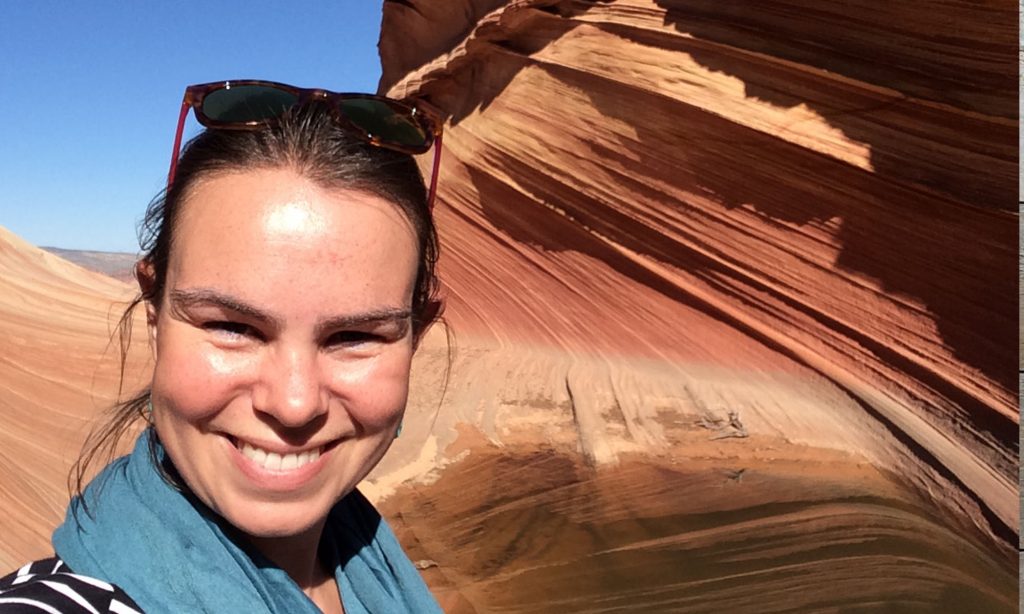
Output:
[375,0,1018,610]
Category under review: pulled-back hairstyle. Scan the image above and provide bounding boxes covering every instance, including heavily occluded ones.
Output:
[71,102,442,502]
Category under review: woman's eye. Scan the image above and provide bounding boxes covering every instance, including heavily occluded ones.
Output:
[204,321,256,338]
[328,330,382,346]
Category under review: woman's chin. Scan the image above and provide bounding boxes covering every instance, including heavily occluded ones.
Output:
[219,499,330,541]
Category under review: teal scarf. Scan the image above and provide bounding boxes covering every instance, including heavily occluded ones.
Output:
[53,430,442,613]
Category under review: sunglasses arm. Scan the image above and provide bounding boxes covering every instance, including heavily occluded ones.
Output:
[427,132,443,211]
[167,101,191,188]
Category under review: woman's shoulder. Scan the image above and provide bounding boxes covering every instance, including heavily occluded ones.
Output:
[0,557,143,613]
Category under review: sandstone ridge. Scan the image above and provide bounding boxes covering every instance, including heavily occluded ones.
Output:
[377,0,1016,536]
[0,226,149,570]
[373,0,1018,609]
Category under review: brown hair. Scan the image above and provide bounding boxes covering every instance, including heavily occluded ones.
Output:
[71,102,443,501]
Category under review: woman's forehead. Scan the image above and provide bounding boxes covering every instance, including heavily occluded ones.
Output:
[167,168,419,305]
[174,169,414,248]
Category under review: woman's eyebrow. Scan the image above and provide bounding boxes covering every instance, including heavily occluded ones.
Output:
[169,288,274,325]
[316,308,412,335]
[168,288,411,331]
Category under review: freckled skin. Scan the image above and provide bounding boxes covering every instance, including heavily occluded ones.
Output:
[147,168,419,542]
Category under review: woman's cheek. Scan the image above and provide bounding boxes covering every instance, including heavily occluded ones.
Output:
[154,341,260,420]
[329,353,412,430]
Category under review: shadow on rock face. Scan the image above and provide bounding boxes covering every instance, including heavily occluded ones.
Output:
[416,0,1016,451]
[651,0,1017,397]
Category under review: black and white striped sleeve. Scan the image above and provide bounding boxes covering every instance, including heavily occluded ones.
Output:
[0,558,142,613]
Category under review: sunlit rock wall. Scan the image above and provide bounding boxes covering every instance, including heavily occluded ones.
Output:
[378,0,1018,550]
[0,227,149,570]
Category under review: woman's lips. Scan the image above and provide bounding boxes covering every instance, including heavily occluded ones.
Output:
[237,440,323,471]
[224,435,339,490]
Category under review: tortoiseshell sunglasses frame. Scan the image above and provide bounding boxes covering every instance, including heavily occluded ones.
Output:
[168,79,445,209]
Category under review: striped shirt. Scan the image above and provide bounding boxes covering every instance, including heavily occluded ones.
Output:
[0,558,142,613]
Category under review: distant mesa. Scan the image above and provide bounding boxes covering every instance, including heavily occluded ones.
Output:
[41,246,138,284]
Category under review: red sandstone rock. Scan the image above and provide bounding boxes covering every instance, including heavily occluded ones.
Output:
[378,0,1017,552]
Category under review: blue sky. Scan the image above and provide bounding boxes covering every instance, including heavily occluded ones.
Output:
[0,2,386,252]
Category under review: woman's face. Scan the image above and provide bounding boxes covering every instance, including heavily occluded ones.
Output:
[148,167,419,539]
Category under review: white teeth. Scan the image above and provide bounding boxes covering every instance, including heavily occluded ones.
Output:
[265,452,282,471]
[238,441,322,472]
[280,454,297,471]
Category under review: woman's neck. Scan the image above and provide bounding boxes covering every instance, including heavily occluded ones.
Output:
[247,521,343,612]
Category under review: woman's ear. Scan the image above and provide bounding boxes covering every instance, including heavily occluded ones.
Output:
[412,298,444,350]
[135,259,159,352]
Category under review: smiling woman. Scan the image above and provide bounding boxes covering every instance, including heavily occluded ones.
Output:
[151,170,421,545]
[0,83,445,613]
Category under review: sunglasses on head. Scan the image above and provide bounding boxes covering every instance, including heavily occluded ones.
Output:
[169,79,445,209]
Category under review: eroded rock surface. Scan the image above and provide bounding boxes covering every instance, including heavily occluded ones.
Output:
[0,227,149,570]
[382,445,1017,612]
[374,0,1018,609]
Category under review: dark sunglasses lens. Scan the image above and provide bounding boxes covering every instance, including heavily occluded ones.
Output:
[338,98,429,149]
[202,85,298,123]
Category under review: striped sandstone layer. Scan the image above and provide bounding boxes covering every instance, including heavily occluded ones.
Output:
[0,226,149,571]
[373,0,1018,610]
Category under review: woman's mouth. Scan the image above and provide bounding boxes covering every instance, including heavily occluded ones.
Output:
[225,435,342,490]
[236,441,324,471]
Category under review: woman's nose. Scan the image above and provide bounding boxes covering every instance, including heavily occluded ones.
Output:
[253,346,326,427]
